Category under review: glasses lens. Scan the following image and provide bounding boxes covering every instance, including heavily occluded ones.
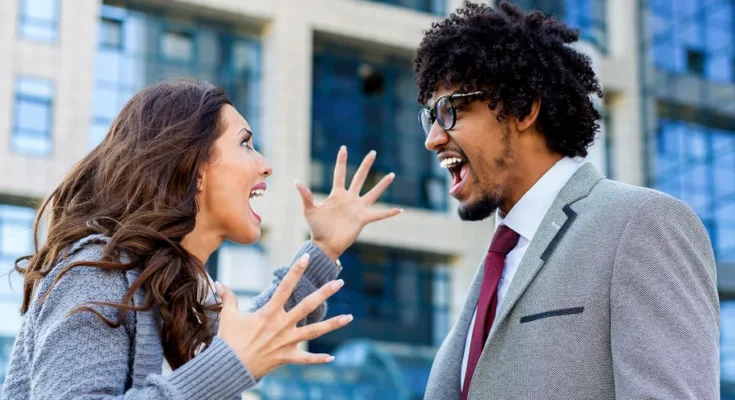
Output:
[436,97,454,130]
[419,109,433,136]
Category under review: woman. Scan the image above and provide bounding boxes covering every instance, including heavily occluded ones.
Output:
[2,79,400,399]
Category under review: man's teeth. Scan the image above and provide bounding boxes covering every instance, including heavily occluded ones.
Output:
[249,189,265,199]
[440,157,464,169]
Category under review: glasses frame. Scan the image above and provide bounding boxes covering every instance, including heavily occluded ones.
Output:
[418,90,488,136]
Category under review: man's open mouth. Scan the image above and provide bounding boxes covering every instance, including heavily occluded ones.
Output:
[440,156,469,197]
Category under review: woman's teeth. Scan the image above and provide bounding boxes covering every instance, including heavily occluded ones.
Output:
[249,189,265,199]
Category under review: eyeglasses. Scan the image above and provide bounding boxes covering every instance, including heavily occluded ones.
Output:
[418,90,487,137]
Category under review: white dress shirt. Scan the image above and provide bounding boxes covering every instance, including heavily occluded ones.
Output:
[460,157,583,390]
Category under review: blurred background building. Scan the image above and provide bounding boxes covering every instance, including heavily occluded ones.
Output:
[0,0,732,398]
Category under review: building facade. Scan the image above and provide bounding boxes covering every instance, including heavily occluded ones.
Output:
[0,0,731,397]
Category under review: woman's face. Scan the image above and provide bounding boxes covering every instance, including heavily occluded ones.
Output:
[197,104,272,245]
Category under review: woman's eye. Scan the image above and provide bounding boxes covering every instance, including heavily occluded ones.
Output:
[241,139,253,150]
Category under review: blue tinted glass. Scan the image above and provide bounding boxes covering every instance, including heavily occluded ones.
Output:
[11,133,51,156]
[512,0,607,51]
[310,245,450,353]
[370,0,443,14]
[90,5,261,150]
[18,0,59,42]
[100,18,123,48]
[22,0,58,20]
[311,47,446,210]
[16,78,54,98]
[12,77,54,157]
[161,31,193,62]
[16,101,50,132]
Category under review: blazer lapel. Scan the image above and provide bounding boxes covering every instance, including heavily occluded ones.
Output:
[425,254,487,399]
[487,163,604,341]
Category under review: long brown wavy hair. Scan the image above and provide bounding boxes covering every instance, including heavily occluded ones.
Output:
[15,79,232,369]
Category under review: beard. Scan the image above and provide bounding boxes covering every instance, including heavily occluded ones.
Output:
[457,184,503,221]
[456,123,513,221]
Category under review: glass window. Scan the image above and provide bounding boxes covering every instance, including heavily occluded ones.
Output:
[511,0,607,51]
[18,0,60,43]
[311,44,447,210]
[686,49,706,75]
[722,301,735,386]
[368,0,444,15]
[0,203,36,390]
[652,116,735,266]
[11,76,54,157]
[309,244,451,354]
[100,18,123,49]
[89,5,262,150]
[649,0,735,83]
[161,30,194,62]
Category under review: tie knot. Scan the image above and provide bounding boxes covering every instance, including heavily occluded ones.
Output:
[489,225,520,255]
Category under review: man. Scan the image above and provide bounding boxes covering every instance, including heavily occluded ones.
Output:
[413,2,719,399]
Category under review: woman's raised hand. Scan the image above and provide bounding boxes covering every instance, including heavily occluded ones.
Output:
[295,146,402,260]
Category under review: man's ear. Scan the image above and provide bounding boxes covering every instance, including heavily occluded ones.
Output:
[515,99,541,132]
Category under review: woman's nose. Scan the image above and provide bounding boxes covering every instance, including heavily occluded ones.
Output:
[260,158,273,178]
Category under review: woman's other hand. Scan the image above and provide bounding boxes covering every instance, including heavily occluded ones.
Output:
[216,254,351,379]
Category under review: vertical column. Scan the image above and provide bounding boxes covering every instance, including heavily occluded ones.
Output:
[260,4,314,271]
[607,0,645,186]
[55,0,100,167]
[0,0,19,160]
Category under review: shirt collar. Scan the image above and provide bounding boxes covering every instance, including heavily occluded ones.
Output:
[495,157,583,242]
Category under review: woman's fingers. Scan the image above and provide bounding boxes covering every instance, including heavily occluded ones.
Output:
[264,254,309,313]
[293,314,353,342]
[287,279,344,324]
[332,146,347,191]
[366,208,403,224]
[361,172,395,205]
[216,282,239,312]
[295,181,315,211]
[349,150,376,195]
[289,350,335,365]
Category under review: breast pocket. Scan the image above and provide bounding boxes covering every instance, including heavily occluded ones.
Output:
[519,306,584,323]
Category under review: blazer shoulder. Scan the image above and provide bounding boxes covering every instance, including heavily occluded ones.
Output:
[590,179,687,210]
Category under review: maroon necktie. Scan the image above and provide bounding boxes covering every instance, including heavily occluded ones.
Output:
[461,225,520,400]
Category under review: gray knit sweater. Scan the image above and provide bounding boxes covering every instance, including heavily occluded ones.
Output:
[1,234,340,400]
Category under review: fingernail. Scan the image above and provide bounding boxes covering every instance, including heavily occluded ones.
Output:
[331,279,344,290]
[340,314,353,324]
[340,145,346,151]
[399,209,404,213]
[300,253,310,263]
[388,172,395,178]
[370,150,377,157]
[326,355,335,363]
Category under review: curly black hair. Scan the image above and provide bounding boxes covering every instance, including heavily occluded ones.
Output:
[412,1,603,158]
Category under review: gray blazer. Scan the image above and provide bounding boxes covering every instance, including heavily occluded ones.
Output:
[425,163,720,399]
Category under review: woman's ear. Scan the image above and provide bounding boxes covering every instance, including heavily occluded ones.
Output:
[197,174,204,192]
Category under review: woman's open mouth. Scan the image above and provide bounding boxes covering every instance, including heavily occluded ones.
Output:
[249,182,266,223]
[440,156,469,198]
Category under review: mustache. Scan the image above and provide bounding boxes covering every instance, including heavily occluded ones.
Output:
[438,146,470,162]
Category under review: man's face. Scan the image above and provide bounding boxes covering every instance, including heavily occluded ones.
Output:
[424,86,518,221]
